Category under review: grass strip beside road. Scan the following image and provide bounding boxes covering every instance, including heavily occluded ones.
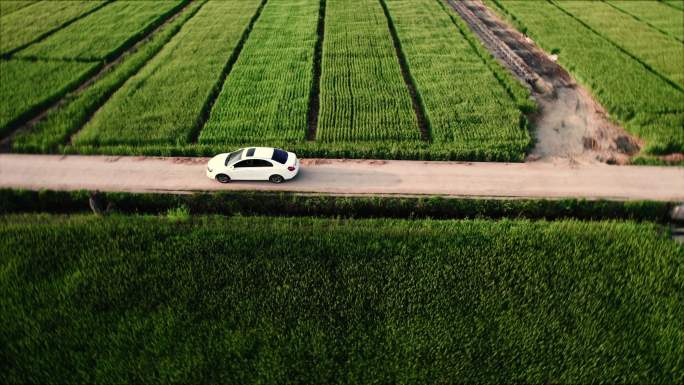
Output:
[0,188,678,223]
[1,214,682,383]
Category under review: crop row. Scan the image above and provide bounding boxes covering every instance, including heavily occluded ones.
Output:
[0,1,40,17]
[663,0,684,11]
[317,0,420,142]
[1,214,682,383]
[489,0,684,154]
[606,0,683,42]
[0,59,100,136]
[384,0,530,154]
[0,0,187,135]
[3,0,533,161]
[198,0,319,145]
[12,0,209,153]
[0,0,106,55]
[554,0,684,88]
[73,0,264,147]
[16,0,185,62]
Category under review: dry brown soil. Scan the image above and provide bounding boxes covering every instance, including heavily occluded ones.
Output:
[449,0,643,165]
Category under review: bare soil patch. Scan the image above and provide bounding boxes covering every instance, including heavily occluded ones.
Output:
[449,0,642,165]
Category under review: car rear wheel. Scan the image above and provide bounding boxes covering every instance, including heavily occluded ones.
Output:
[216,174,230,184]
[269,174,285,184]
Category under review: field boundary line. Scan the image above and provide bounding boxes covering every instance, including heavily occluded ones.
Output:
[15,0,191,63]
[188,0,269,144]
[440,0,532,116]
[0,63,103,143]
[1,0,115,58]
[658,0,684,11]
[62,0,207,148]
[5,56,99,65]
[0,0,40,17]
[1,0,201,151]
[378,0,431,142]
[306,0,326,141]
[602,0,684,44]
[549,0,684,94]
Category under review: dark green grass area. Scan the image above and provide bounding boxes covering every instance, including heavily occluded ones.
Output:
[1,214,682,384]
[0,188,677,224]
[0,59,100,135]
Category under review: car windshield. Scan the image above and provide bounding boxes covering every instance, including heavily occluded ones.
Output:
[271,148,288,164]
[225,150,243,166]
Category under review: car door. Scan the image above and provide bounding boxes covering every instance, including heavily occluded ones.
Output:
[251,159,274,180]
[231,159,253,180]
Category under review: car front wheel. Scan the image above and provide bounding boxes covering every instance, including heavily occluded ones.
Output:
[216,174,231,184]
[269,175,285,184]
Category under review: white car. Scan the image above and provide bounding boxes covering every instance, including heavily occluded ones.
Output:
[206,147,299,184]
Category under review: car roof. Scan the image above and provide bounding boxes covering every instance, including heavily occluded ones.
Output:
[242,147,274,159]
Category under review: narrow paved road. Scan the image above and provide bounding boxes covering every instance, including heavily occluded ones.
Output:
[0,154,682,201]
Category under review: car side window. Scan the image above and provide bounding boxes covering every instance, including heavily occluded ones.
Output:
[234,160,252,168]
[253,159,273,167]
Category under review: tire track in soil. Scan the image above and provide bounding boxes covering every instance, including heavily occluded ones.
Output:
[448,0,643,165]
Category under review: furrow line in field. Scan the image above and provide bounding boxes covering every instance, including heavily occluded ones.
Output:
[0,0,40,17]
[306,0,327,141]
[603,1,683,44]
[548,0,684,94]
[3,0,203,152]
[1,0,114,58]
[378,0,430,141]
[188,0,269,144]
[659,0,684,11]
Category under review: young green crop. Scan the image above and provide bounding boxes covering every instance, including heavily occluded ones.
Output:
[607,0,683,42]
[1,214,682,383]
[16,0,184,61]
[0,0,106,55]
[554,0,684,88]
[0,0,39,17]
[490,0,684,154]
[199,0,319,145]
[12,0,208,153]
[318,0,420,142]
[385,0,530,155]
[663,0,684,11]
[0,59,99,136]
[73,0,263,147]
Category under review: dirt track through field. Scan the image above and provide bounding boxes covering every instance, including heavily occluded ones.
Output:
[448,0,642,165]
[1,154,682,201]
